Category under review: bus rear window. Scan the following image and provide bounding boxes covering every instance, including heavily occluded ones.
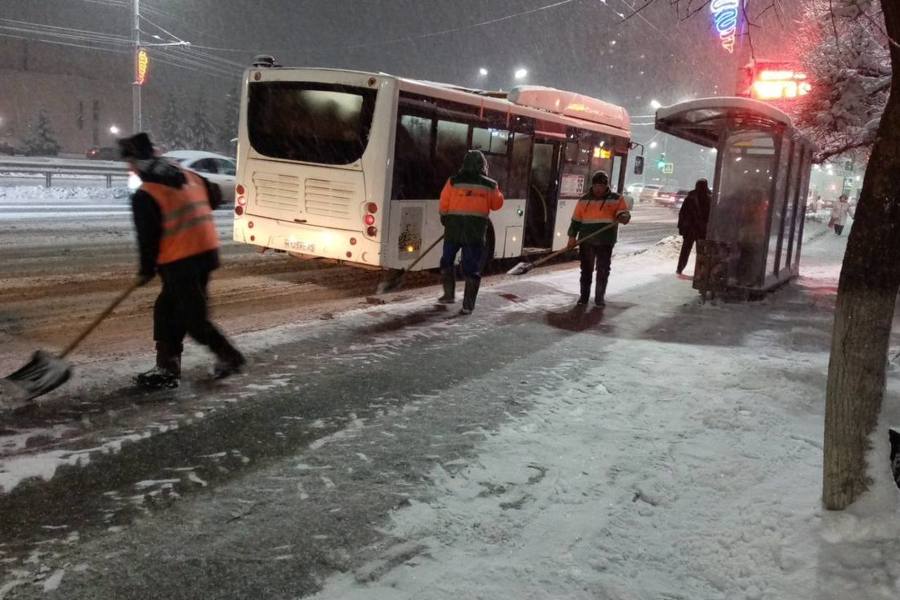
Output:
[248,82,376,165]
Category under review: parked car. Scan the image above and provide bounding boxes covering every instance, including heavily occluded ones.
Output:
[86,146,119,160]
[638,184,663,203]
[656,188,691,208]
[163,150,236,207]
[0,141,16,155]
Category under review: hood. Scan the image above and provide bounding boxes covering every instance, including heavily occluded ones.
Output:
[460,150,488,176]
[135,157,187,188]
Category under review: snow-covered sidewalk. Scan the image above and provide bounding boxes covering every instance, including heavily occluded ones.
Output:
[308,229,900,600]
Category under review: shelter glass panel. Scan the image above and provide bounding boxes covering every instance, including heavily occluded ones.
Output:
[782,142,803,269]
[766,136,791,276]
[711,131,776,287]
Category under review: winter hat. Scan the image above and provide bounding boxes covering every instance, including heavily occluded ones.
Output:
[461,150,488,175]
[118,132,155,160]
[591,171,609,185]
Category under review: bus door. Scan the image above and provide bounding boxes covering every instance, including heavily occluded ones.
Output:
[524,140,562,250]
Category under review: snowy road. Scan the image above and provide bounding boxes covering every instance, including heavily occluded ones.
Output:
[3,221,891,600]
[0,187,705,598]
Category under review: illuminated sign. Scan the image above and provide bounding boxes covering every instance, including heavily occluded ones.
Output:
[136,48,149,86]
[710,0,740,54]
[751,68,811,100]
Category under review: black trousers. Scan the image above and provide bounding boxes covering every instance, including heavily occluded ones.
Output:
[154,268,237,360]
[677,235,697,273]
[834,224,844,235]
[579,244,614,296]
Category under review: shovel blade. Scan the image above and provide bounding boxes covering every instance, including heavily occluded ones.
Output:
[3,350,72,404]
[376,271,405,295]
[506,261,533,276]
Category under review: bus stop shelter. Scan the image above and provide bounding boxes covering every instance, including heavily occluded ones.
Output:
[655,98,815,299]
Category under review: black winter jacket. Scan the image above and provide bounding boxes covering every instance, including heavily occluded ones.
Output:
[677,190,710,239]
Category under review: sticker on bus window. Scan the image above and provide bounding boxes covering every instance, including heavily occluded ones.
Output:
[560,174,586,196]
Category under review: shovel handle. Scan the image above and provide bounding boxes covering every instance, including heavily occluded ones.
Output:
[60,279,141,358]
[528,222,618,270]
[402,234,445,274]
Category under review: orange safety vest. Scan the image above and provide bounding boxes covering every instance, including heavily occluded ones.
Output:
[439,180,504,218]
[141,170,219,265]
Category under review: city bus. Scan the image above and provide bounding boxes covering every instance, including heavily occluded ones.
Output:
[233,64,632,271]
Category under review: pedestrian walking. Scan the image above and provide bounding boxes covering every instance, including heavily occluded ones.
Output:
[830,194,852,236]
[676,178,711,275]
[566,170,631,306]
[437,150,504,315]
[119,133,245,389]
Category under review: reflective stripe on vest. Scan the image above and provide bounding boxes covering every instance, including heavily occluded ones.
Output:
[441,182,499,218]
[141,170,219,265]
[572,195,626,224]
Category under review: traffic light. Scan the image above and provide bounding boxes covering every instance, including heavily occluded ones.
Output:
[657,153,666,170]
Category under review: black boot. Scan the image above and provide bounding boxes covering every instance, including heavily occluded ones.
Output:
[437,269,456,304]
[459,278,480,315]
[577,282,590,305]
[210,336,246,380]
[595,279,608,307]
[136,341,182,389]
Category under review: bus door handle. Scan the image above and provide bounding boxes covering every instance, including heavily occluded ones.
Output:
[294,219,307,224]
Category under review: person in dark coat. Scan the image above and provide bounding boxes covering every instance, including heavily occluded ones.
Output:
[676,178,711,275]
[120,132,245,389]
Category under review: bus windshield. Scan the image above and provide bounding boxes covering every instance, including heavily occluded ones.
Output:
[247,81,376,166]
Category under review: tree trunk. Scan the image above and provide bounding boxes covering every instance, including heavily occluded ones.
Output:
[822,0,900,510]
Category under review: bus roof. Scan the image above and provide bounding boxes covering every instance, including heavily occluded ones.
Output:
[397,77,631,139]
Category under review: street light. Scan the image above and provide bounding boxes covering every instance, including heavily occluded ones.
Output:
[478,67,489,77]
[650,99,662,110]
[649,141,658,149]
[109,125,121,135]
[514,68,528,80]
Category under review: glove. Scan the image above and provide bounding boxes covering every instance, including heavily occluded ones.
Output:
[616,212,631,225]
[135,273,154,287]
[566,237,578,250]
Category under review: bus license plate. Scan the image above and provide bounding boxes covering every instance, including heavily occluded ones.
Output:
[286,239,315,252]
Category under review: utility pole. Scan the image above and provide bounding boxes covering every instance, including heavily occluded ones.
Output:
[132,0,141,133]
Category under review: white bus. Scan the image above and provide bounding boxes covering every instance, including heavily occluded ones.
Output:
[233,65,632,271]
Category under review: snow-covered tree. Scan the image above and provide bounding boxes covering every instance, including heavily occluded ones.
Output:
[796,0,890,161]
[159,94,189,151]
[189,94,216,151]
[22,109,60,157]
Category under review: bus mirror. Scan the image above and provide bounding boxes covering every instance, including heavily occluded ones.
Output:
[634,156,644,175]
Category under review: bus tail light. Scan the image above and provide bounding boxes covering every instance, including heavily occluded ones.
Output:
[364,214,375,226]
[349,237,357,245]
[366,202,378,213]
[236,184,246,196]
[366,226,377,237]
[235,205,244,216]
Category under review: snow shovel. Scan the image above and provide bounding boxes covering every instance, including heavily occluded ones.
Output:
[2,279,141,405]
[507,223,617,276]
[376,235,444,294]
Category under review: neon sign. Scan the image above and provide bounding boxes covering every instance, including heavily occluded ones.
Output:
[136,48,149,86]
[710,0,740,54]
[752,68,812,100]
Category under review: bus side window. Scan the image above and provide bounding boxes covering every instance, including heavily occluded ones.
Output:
[472,127,510,191]
[435,120,469,195]
[392,114,434,200]
[506,133,532,199]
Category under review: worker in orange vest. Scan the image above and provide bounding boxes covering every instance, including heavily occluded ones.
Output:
[119,133,245,390]
[438,150,504,314]
[566,170,631,307]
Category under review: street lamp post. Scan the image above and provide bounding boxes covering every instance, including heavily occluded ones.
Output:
[132,0,141,133]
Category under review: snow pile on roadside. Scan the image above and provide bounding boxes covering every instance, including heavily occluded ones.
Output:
[0,185,129,204]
